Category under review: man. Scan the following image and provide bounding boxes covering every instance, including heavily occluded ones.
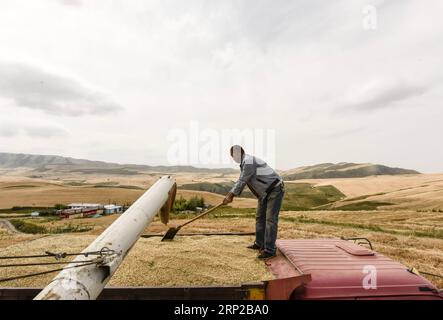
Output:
[223,145,285,259]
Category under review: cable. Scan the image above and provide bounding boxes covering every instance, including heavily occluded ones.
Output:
[142,231,256,238]
[0,259,99,268]
[0,247,117,283]
[419,270,443,280]
[0,248,116,261]
[0,253,62,260]
[0,261,99,283]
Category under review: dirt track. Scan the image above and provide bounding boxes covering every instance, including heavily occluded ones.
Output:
[0,219,18,233]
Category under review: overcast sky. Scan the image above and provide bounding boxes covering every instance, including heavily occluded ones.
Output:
[0,0,442,172]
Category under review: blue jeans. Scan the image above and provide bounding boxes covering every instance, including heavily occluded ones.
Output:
[255,184,285,255]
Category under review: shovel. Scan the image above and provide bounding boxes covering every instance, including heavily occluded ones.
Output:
[161,202,224,241]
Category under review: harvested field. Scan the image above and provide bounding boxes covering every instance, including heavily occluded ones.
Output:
[297,174,443,210]
[296,174,443,197]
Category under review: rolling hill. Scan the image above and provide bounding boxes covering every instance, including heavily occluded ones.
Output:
[281,162,419,180]
[1,153,419,179]
[0,152,237,175]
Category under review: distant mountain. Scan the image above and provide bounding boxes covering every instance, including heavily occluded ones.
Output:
[0,152,237,175]
[0,154,420,178]
[282,162,419,180]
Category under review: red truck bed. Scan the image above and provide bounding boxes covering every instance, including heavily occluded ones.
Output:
[266,239,442,300]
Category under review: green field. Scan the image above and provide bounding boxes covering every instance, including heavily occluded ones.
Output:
[179,181,255,198]
[281,183,345,210]
[0,206,55,214]
[180,182,345,211]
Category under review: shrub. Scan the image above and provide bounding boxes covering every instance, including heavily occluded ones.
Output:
[10,219,47,234]
[9,219,92,234]
[172,196,205,212]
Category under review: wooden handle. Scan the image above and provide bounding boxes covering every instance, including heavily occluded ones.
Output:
[179,203,224,228]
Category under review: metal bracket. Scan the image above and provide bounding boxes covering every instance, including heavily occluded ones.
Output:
[341,237,373,250]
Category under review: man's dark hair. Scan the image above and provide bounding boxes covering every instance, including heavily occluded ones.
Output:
[230,145,245,157]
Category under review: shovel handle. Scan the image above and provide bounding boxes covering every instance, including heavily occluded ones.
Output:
[178,203,224,228]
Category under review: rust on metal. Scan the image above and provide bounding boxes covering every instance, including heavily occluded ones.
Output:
[264,250,311,300]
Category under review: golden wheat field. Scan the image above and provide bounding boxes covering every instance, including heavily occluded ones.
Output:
[296,173,443,210]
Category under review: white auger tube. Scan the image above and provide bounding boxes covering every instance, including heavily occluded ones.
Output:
[34,176,176,300]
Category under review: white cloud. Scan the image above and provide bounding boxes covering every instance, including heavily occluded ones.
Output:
[340,79,430,112]
[57,0,82,6]
[0,126,18,137]
[23,125,68,138]
[0,121,68,139]
[0,60,123,116]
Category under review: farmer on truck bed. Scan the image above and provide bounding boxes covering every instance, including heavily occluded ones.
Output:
[223,145,285,260]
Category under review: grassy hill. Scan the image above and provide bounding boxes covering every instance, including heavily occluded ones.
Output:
[282,162,419,180]
[179,181,345,210]
[179,182,255,198]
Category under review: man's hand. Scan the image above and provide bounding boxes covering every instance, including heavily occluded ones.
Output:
[223,192,234,205]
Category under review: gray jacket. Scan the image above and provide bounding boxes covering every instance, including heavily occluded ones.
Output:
[230,154,282,200]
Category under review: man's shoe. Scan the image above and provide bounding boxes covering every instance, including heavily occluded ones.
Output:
[257,251,276,260]
[247,243,262,250]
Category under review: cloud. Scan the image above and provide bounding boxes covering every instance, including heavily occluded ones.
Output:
[0,126,19,137]
[340,79,430,112]
[0,60,123,116]
[24,125,68,138]
[57,0,82,7]
[0,122,68,138]
[326,127,367,139]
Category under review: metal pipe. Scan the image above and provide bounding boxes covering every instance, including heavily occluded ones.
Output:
[34,176,176,300]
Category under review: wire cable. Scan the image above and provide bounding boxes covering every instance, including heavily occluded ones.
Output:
[0,261,99,283]
[0,259,99,268]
